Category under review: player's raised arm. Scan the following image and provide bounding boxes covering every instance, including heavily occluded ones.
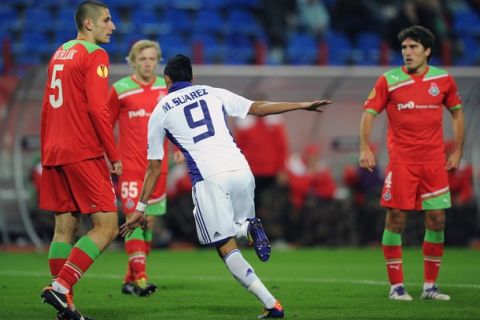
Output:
[248,100,332,116]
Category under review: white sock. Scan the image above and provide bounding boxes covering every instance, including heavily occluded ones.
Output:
[234,220,249,244]
[224,249,258,287]
[52,280,69,294]
[248,279,277,309]
[423,282,435,291]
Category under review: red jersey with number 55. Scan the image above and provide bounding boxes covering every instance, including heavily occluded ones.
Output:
[108,76,168,173]
[364,66,462,164]
[41,40,119,166]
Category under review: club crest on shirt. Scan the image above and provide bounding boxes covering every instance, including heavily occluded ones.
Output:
[96,65,109,78]
[126,197,135,209]
[383,190,392,201]
[428,82,439,96]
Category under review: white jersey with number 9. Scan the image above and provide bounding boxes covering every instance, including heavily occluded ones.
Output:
[148,84,253,185]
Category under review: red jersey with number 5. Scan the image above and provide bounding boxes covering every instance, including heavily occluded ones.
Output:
[41,40,119,166]
[364,66,462,164]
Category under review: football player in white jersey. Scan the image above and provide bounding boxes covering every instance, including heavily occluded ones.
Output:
[121,54,331,318]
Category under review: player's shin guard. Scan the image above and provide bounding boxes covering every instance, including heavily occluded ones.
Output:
[56,236,100,291]
[382,229,403,285]
[224,249,276,309]
[125,227,147,280]
[48,242,73,279]
[423,229,444,284]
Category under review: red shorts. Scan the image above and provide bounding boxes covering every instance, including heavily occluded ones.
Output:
[117,170,167,214]
[39,157,117,214]
[380,163,451,211]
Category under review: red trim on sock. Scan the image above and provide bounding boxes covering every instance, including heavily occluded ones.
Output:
[423,241,444,283]
[56,247,94,289]
[125,239,147,280]
[383,245,403,285]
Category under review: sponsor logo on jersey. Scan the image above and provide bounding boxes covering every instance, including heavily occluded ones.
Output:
[96,64,109,78]
[397,101,440,111]
[428,82,439,96]
[397,101,415,111]
[383,190,391,201]
[213,231,222,238]
[367,88,376,100]
[128,108,151,119]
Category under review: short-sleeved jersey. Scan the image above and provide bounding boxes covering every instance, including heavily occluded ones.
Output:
[108,76,168,173]
[148,83,253,184]
[41,40,119,166]
[364,66,462,164]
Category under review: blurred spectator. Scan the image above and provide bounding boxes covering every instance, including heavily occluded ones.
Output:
[285,144,338,244]
[331,0,385,45]
[235,109,290,241]
[386,0,453,61]
[444,141,477,245]
[295,0,330,40]
[165,160,197,246]
[261,0,296,63]
[343,146,385,245]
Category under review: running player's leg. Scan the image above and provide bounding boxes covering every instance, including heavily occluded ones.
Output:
[194,170,283,318]
[217,238,283,318]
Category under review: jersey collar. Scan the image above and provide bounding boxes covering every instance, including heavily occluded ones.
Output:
[169,81,192,93]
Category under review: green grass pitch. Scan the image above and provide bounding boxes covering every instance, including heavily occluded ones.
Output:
[0,247,479,319]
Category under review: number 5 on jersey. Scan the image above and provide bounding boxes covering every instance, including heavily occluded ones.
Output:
[49,64,64,108]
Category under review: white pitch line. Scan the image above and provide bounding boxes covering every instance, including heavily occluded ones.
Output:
[1,270,479,290]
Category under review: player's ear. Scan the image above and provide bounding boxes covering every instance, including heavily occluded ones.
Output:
[165,75,172,89]
[84,17,94,31]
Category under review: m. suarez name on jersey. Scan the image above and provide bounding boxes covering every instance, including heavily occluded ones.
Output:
[161,88,208,112]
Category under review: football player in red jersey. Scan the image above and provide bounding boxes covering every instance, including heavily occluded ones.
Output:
[39,2,120,319]
[359,25,465,301]
[108,40,171,296]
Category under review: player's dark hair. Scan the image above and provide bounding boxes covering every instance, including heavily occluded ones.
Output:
[397,25,435,60]
[75,1,108,31]
[164,54,193,82]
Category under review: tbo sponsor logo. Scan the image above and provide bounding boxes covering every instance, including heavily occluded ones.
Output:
[128,108,151,119]
[397,101,415,111]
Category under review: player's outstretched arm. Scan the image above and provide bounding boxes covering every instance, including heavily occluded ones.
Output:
[248,100,332,116]
[120,159,162,237]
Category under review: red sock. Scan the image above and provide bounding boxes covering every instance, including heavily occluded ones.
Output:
[145,241,152,256]
[423,241,443,283]
[125,239,146,280]
[124,264,135,283]
[56,236,100,291]
[383,245,403,285]
[48,242,72,278]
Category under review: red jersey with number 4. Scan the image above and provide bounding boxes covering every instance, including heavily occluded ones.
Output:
[108,76,168,173]
[41,40,119,166]
[364,66,462,164]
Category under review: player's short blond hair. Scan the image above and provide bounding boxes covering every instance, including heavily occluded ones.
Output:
[127,40,162,65]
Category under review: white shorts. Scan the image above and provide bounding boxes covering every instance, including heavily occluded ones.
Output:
[192,169,255,245]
